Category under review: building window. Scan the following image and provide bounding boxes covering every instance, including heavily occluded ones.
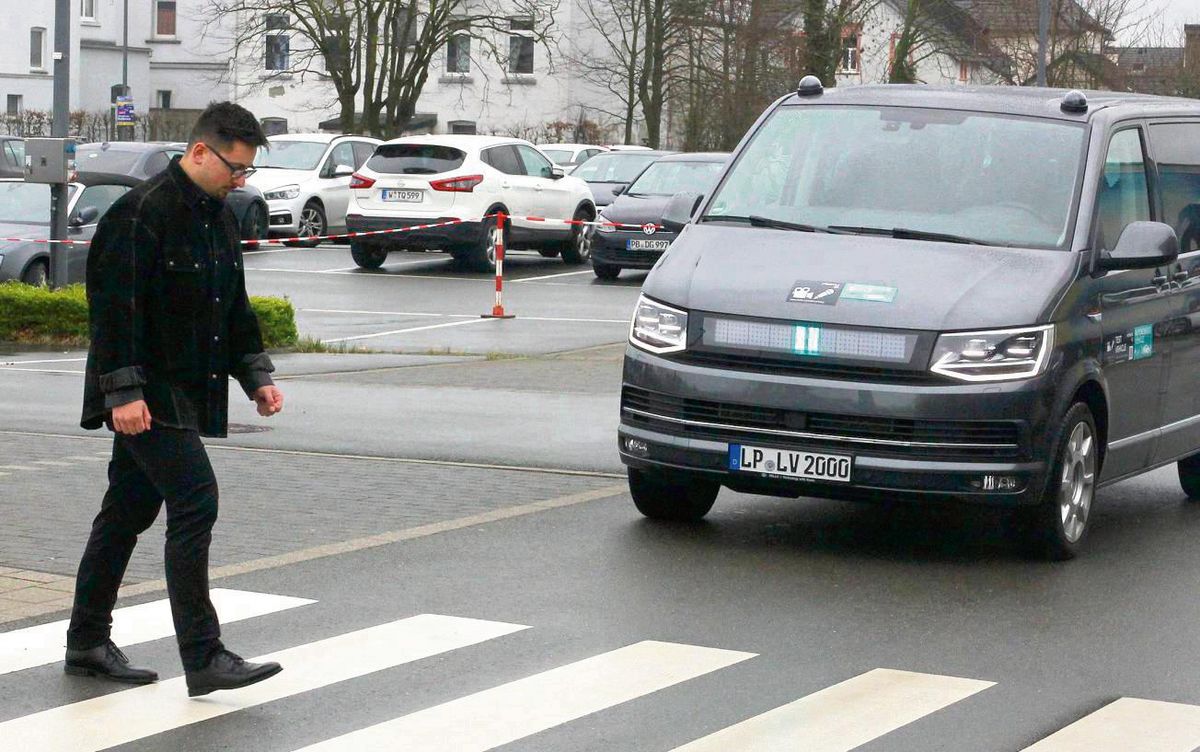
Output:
[449,120,476,135]
[509,18,534,74]
[840,32,859,73]
[81,0,96,21]
[7,95,23,117]
[155,1,176,36]
[265,14,290,71]
[30,28,46,70]
[447,34,470,74]
[156,90,172,109]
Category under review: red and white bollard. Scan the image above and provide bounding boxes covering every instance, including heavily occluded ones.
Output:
[482,211,516,319]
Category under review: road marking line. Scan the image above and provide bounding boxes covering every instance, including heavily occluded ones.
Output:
[520,315,628,324]
[293,640,755,751]
[0,615,528,752]
[0,589,315,676]
[513,269,596,283]
[1022,697,1200,751]
[0,358,87,366]
[0,465,37,471]
[321,317,497,343]
[61,456,110,462]
[302,308,474,318]
[0,368,85,374]
[32,460,75,467]
[0,471,8,477]
[672,668,995,752]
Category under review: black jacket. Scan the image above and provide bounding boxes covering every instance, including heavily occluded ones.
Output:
[80,157,274,438]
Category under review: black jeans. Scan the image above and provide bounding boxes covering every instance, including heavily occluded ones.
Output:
[67,427,223,671]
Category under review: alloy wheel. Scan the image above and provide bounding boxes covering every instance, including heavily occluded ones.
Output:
[1058,421,1096,543]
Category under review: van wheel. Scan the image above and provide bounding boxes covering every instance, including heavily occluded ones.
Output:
[593,262,620,280]
[1019,402,1098,560]
[466,216,502,272]
[559,208,593,264]
[350,241,388,269]
[1178,453,1200,499]
[628,468,719,521]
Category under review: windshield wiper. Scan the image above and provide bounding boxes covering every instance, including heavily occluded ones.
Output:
[828,225,986,245]
[700,214,836,233]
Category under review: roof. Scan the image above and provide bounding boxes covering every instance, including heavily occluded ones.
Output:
[952,0,1110,37]
[881,0,1011,74]
[784,83,1200,120]
[269,132,380,144]
[656,152,729,162]
[379,134,531,149]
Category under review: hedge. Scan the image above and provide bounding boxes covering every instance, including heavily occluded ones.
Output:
[0,282,299,349]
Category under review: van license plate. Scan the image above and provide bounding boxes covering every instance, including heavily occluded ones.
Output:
[729,444,852,483]
[382,189,423,202]
[627,239,670,251]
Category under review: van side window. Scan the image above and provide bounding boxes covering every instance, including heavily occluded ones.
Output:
[1095,128,1150,252]
[1149,122,1200,253]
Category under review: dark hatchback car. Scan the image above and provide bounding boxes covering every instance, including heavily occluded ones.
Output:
[0,172,141,285]
[620,81,1200,559]
[75,141,269,241]
[590,152,728,279]
[0,137,25,179]
[569,150,674,208]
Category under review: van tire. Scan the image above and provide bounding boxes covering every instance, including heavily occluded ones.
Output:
[1019,402,1098,560]
[350,241,388,269]
[1178,453,1200,499]
[628,468,719,521]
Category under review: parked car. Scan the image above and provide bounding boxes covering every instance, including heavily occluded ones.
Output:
[590,152,728,279]
[345,134,596,272]
[569,150,673,208]
[0,172,141,285]
[0,136,25,179]
[537,143,608,170]
[619,80,1200,560]
[248,133,382,245]
[74,141,269,241]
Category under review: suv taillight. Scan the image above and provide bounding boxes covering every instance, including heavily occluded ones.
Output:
[430,174,484,192]
[349,173,376,190]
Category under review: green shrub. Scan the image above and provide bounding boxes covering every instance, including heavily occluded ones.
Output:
[0,281,298,349]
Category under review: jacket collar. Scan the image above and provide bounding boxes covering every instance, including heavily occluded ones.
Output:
[167,156,224,216]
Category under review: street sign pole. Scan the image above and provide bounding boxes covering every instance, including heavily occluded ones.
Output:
[1037,0,1049,87]
[50,0,71,289]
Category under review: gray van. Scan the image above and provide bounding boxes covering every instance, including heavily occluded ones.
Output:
[618,80,1200,559]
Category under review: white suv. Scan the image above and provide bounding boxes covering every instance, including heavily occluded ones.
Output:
[248,133,381,245]
[345,135,596,271]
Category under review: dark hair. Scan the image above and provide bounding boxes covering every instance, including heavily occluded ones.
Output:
[188,101,268,151]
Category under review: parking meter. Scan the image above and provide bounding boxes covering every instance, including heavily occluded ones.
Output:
[23,138,76,288]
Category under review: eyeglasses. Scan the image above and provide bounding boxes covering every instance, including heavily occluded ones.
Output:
[205,144,257,179]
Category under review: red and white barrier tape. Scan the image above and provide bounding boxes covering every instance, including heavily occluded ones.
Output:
[5,214,659,247]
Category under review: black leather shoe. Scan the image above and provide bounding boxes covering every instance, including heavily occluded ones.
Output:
[64,640,158,684]
[185,650,282,697]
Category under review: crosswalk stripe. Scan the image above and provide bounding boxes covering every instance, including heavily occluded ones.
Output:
[61,456,110,462]
[671,668,995,752]
[293,640,756,751]
[0,588,316,676]
[0,614,527,752]
[1022,697,1200,751]
[0,465,36,471]
[31,460,75,467]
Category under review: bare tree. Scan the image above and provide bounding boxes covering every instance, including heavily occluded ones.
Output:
[800,0,878,84]
[884,0,1006,83]
[202,0,559,137]
[568,0,646,144]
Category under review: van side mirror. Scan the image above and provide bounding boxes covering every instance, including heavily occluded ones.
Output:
[1097,221,1179,271]
[661,191,704,234]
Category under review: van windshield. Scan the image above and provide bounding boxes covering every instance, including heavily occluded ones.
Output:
[705,105,1086,249]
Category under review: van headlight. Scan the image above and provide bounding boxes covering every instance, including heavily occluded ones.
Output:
[264,185,301,201]
[930,325,1054,382]
[630,294,688,354]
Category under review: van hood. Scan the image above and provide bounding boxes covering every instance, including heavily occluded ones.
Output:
[643,224,1080,331]
[247,169,313,193]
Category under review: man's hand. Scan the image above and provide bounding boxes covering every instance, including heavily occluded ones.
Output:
[112,400,152,435]
[253,385,284,417]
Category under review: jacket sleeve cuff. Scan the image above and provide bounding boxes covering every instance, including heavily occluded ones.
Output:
[104,386,145,409]
[236,353,276,399]
[98,365,147,393]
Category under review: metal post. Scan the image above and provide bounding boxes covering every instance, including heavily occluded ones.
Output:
[1037,0,1049,87]
[120,0,130,141]
[50,0,71,289]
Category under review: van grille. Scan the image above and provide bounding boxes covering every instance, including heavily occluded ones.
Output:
[621,386,1023,461]
[671,350,944,385]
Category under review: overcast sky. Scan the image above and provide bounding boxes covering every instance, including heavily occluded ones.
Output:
[1117,0,1200,44]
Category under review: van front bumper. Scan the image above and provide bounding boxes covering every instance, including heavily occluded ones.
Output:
[618,346,1059,506]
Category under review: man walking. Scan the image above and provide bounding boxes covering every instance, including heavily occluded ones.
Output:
[68,102,285,697]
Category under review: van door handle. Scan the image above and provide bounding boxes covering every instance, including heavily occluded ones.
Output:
[1153,273,1169,287]
[1174,270,1190,282]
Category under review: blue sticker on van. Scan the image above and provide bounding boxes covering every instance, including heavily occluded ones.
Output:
[1132,325,1153,360]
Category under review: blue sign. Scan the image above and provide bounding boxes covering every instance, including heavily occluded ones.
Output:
[115,96,135,125]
